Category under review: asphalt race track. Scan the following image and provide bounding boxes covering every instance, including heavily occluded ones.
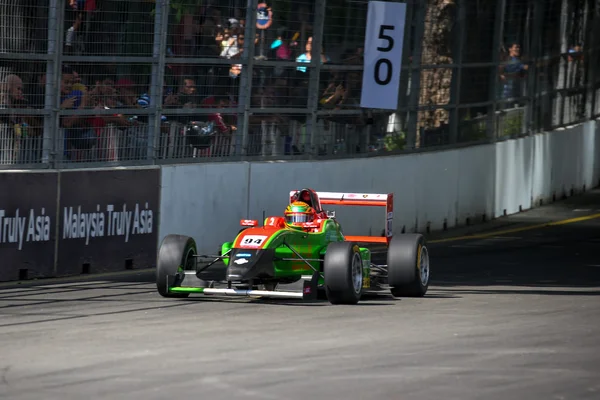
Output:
[1,191,600,400]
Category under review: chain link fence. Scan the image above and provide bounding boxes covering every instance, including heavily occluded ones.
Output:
[1,0,599,168]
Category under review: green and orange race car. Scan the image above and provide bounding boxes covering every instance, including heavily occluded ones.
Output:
[156,188,430,305]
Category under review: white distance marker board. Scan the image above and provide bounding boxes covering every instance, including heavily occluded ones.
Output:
[360,1,407,110]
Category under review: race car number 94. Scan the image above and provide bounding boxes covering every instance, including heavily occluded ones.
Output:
[241,235,267,247]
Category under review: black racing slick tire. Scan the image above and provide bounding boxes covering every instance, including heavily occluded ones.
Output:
[156,234,197,298]
[324,242,364,305]
[387,234,430,297]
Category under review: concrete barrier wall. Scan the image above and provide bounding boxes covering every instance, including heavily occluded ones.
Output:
[3,122,596,281]
[159,121,600,255]
[160,162,250,253]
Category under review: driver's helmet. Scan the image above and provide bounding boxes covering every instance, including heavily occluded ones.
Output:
[284,201,315,225]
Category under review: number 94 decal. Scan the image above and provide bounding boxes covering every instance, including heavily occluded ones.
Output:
[240,235,268,248]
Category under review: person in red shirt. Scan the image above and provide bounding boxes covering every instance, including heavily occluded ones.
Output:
[198,94,236,157]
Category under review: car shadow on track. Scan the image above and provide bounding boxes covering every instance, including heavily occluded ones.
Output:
[257,298,395,307]
[183,291,460,307]
[180,296,396,307]
[431,287,600,296]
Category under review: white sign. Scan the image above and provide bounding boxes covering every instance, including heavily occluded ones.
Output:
[0,208,51,251]
[360,1,407,110]
[62,203,154,246]
[240,235,267,248]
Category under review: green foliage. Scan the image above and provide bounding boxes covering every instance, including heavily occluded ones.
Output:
[383,131,406,151]
[459,112,487,142]
[458,109,525,141]
[501,112,524,137]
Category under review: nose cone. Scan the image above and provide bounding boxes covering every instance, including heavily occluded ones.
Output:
[226,248,276,281]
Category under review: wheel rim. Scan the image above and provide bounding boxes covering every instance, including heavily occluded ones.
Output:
[351,252,363,294]
[181,247,196,271]
[419,246,430,285]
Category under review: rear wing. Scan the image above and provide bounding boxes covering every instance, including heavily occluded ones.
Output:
[289,190,393,245]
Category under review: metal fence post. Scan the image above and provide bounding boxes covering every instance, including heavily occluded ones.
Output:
[148,0,169,162]
[487,0,506,141]
[50,0,66,168]
[526,0,544,134]
[557,0,569,127]
[395,0,415,130]
[48,0,65,276]
[238,0,258,157]
[406,1,425,149]
[43,0,58,166]
[585,0,599,119]
[307,0,326,158]
[449,0,466,144]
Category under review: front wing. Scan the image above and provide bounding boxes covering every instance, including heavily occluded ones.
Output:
[166,270,321,300]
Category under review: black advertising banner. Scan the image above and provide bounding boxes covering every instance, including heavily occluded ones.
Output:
[57,168,160,275]
[0,172,58,282]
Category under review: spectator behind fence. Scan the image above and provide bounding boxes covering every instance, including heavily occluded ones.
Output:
[0,74,43,164]
[1,74,21,164]
[499,43,528,103]
[163,77,200,109]
[196,94,236,157]
[114,78,148,160]
[220,26,242,59]
[87,77,138,161]
[227,31,248,66]
[178,77,201,108]
[201,94,236,133]
[64,0,84,55]
[60,65,96,161]
[162,77,203,126]
[296,37,330,73]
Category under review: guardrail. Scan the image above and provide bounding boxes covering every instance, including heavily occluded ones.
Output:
[0,105,539,166]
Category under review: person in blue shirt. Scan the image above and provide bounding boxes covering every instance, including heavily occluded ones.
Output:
[499,42,529,102]
[296,37,330,73]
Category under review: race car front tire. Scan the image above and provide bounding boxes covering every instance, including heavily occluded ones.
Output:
[156,234,197,298]
[324,242,364,305]
[387,234,430,297]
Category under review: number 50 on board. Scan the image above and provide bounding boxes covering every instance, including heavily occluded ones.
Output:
[360,1,407,110]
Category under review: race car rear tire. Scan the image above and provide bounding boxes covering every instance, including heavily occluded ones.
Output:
[324,242,364,305]
[156,234,197,298]
[387,234,429,297]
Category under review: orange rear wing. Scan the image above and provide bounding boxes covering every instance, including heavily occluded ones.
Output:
[289,190,394,245]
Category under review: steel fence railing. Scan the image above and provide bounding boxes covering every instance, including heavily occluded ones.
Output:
[0,0,599,170]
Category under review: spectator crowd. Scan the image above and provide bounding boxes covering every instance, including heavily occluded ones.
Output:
[1,1,373,164]
[4,0,586,165]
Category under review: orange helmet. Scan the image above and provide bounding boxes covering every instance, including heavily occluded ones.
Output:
[284,201,315,225]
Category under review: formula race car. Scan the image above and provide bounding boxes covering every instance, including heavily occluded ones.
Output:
[156,188,430,305]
